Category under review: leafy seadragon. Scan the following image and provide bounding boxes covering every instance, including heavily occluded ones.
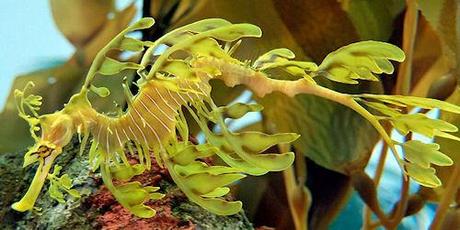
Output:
[12,17,460,218]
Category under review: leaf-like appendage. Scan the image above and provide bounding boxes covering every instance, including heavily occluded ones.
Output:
[213,150,270,176]
[236,132,299,153]
[47,165,81,203]
[361,94,460,114]
[390,114,458,139]
[99,57,143,75]
[402,140,453,168]
[316,41,405,84]
[363,101,402,117]
[82,17,155,92]
[119,37,146,52]
[161,18,232,46]
[254,48,318,83]
[90,85,111,97]
[206,24,262,42]
[144,20,262,82]
[253,48,296,68]
[159,60,196,80]
[110,164,145,181]
[113,182,164,218]
[174,162,241,177]
[14,81,42,141]
[355,93,460,187]
[182,172,245,195]
[405,163,442,188]
[165,143,244,216]
[216,103,263,119]
[211,132,297,173]
[164,96,298,215]
[187,38,227,59]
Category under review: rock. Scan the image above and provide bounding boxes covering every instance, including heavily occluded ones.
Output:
[0,139,254,230]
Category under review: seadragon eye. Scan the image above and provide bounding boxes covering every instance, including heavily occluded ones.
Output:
[35,145,53,158]
[22,141,57,167]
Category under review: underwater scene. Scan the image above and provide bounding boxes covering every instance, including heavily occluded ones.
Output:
[1,1,459,229]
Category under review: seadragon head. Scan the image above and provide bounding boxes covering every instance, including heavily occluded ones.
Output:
[11,82,77,211]
[24,112,75,165]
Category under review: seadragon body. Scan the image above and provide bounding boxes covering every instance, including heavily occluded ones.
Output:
[12,18,460,218]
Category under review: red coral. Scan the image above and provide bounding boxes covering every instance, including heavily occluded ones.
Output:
[88,153,195,230]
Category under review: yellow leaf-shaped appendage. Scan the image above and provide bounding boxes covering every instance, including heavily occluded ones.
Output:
[316,41,405,84]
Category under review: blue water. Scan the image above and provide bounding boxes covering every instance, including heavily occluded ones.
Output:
[0,1,74,109]
[0,0,141,109]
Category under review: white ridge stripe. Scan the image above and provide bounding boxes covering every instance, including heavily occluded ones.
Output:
[183,82,196,102]
[130,111,164,151]
[114,127,123,148]
[130,104,147,127]
[186,80,201,98]
[176,89,190,104]
[147,121,164,150]
[106,124,110,154]
[128,126,138,144]
[194,82,208,95]
[121,126,130,141]
[128,113,149,145]
[167,89,182,107]
[155,87,176,112]
[143,92,174,122]
[97,124,103,144]
[138,96,170,131]
[143,119,164,150]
